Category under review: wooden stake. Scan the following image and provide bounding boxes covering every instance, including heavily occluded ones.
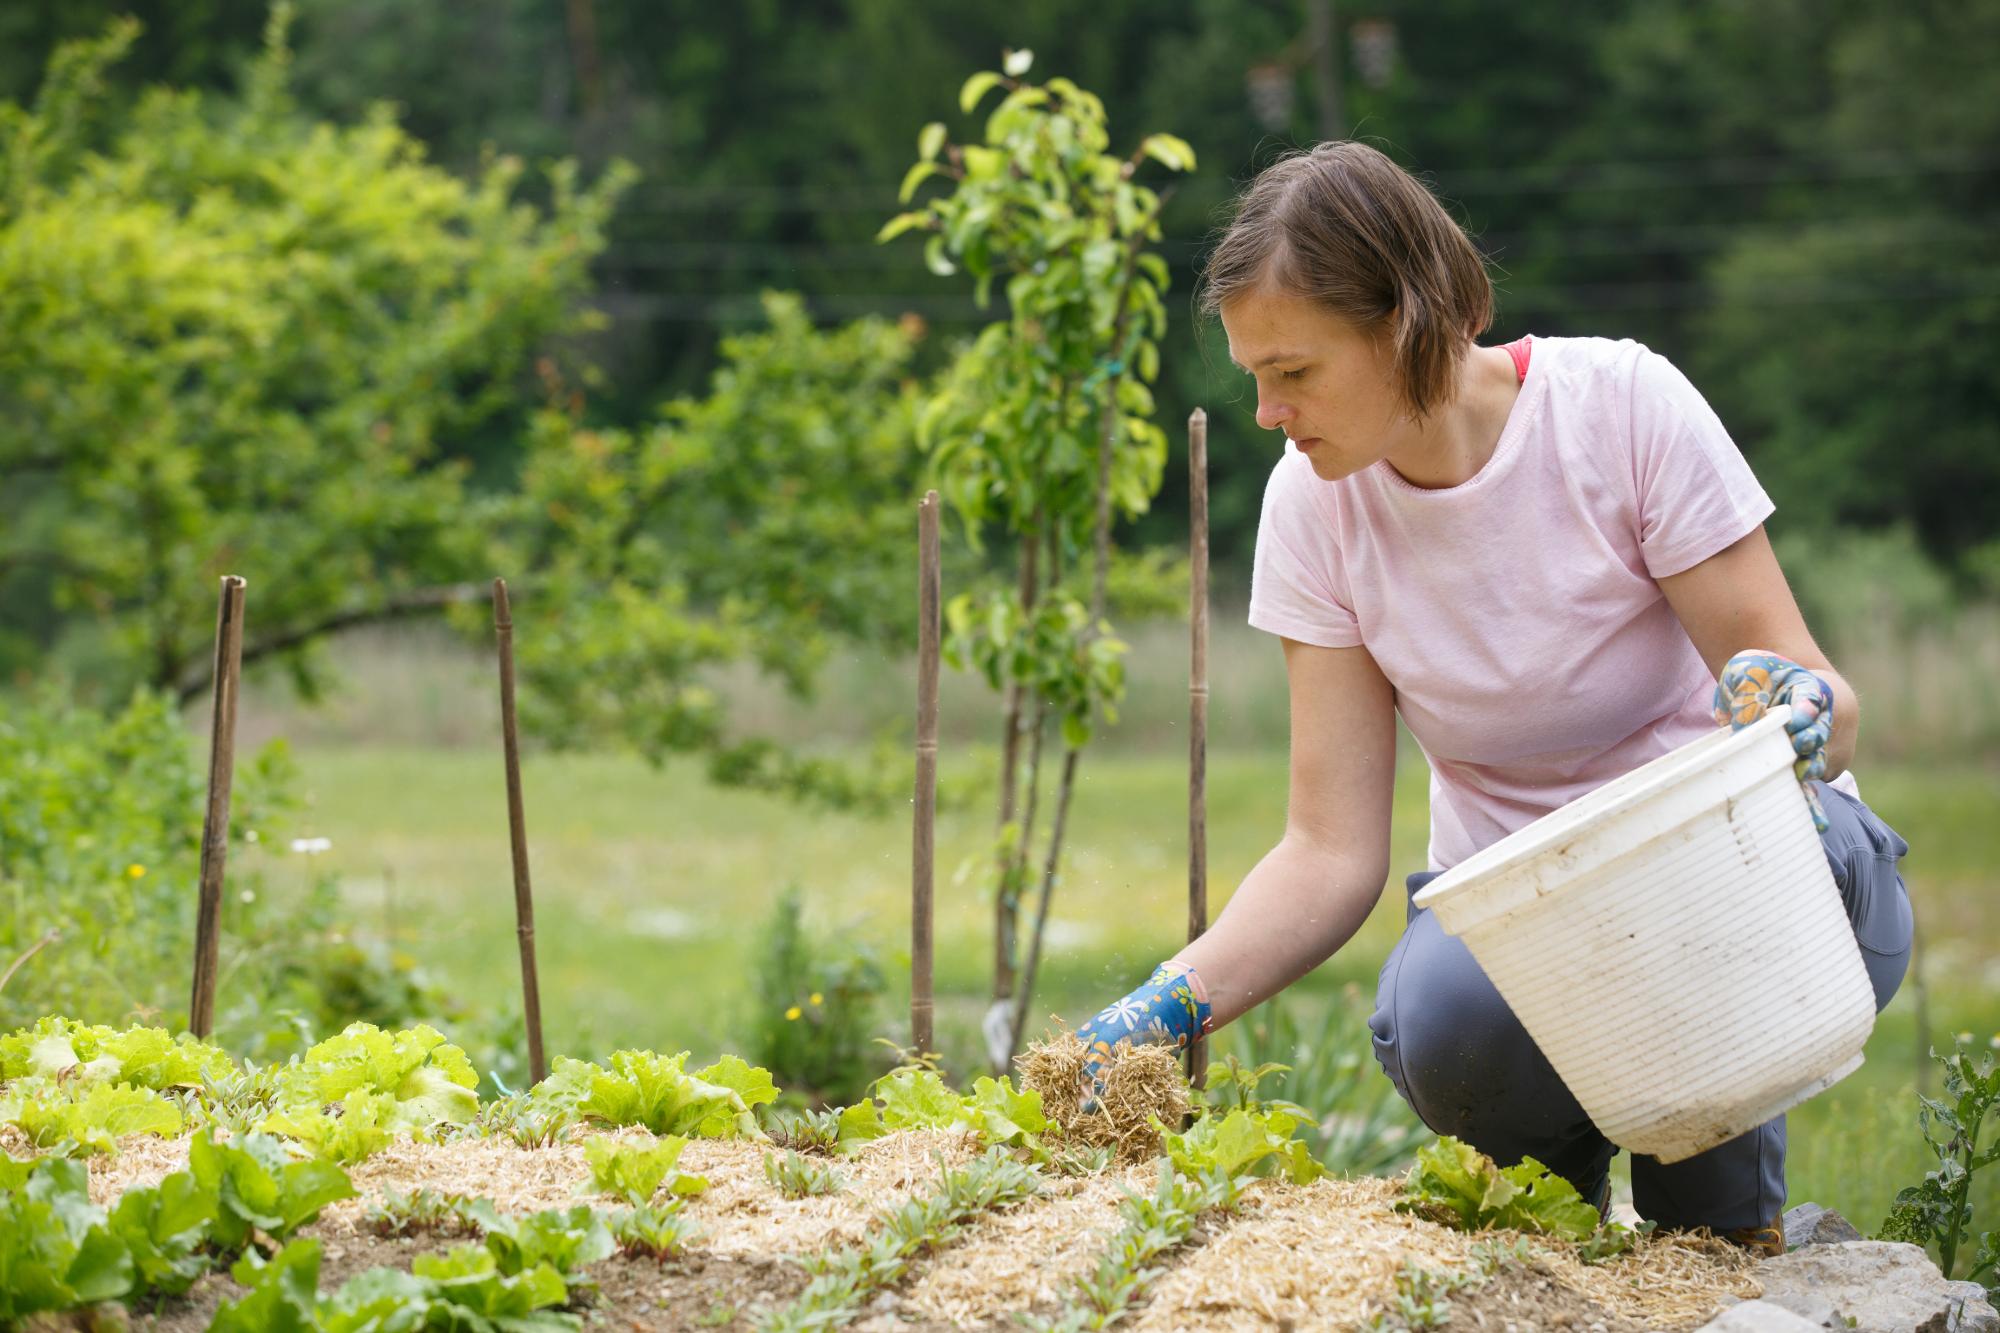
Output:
[913,492,941,1057]
[493,579,548,1085]
[189,574,246,1039]
[1188,409,1211,1089]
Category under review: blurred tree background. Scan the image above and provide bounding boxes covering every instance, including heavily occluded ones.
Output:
[3,0,1993,615]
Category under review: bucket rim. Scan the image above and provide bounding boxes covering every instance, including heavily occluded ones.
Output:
[1412,703,1797,916]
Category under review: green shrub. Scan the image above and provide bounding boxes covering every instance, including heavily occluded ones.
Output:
[0,689,294,1030]
[0,689,517,1082]
[747,887,885,1106]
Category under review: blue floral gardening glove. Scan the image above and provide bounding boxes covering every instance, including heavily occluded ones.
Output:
[1076,961,1214,1104]
[1712,648,1835,832]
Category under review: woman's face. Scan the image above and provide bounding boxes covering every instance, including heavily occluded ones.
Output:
[1219,284,1402,482]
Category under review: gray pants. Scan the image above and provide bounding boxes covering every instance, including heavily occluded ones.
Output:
[1368,780,1913,1230]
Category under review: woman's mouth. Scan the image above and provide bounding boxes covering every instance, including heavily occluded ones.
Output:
[1290,436,1323,452]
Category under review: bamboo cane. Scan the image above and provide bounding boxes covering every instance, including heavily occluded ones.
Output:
[913,491,941,1057]
[1188,409,1211,1089]
[189,575,246,1039]
[493,578,548,1085]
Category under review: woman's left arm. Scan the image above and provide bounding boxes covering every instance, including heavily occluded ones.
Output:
[1656,524,1859,781]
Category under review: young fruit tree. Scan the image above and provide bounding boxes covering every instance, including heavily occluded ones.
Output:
[880,51,1195,1070]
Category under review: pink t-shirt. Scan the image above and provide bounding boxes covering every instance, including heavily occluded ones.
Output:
[1248,334,1844,871]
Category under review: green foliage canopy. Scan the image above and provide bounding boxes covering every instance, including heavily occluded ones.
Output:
[0,17,629,698]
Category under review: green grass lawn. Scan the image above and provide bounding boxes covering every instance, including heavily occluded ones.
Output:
[272,735,2000,1239]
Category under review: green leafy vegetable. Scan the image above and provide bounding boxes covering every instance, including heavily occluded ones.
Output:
[764,1149,843,1198]
[275,1021,481,1128]
[258,1089,399,1163]
[583,1134,708,1205]
[411,1242,577,1321]
[103,1171,215,1296]
[1,1076,183,1155]
[957,1075,1048,1158]
[532,1050,772,1140]
[834,1099,888,1152]
[611,1200,701,1259]
[216,1234,584,1332]
[0,1018,235,1089]
[872,1068,964,1130]
[1397,1136,1600,1241]
[0,1156,135,1320]
[188,1129,357,1251]
[1156,1106,1326,1189]
[211,1237,321,1333]
[363,1186,483,1238]
[471,1203,616,1280]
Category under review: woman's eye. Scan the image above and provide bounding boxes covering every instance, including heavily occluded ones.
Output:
[1280,368,1307,381]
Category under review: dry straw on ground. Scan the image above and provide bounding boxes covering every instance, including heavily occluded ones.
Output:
[1130,1174,1761,1332]
[1017,1031,1190,1162]
[68,1116,1762,1330]
[86,1125,981,1260]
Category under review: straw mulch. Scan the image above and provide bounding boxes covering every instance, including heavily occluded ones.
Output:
[1129,1174,1762,1332]
[68,1125,1762,1331]
[902,1159,1158,1323]
[1017,1033,1190,1162]
[86,1124,979,1259]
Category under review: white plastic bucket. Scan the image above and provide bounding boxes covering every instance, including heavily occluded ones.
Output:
[1410,705,1876,1163]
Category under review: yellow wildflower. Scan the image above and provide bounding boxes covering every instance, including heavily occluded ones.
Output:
[809,992,824,1006]
[126,864,145,879]
[785,1005,802,1021]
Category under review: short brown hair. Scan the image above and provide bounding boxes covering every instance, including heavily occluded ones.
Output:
[1198,142,1494,422]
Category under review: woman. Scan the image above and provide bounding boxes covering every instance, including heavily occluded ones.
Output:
[1075,142,1914,1254]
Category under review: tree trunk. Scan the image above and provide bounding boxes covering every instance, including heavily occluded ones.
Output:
[990,532,1040,1007]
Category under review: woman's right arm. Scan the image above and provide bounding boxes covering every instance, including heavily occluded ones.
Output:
[1171,635,1398,1028]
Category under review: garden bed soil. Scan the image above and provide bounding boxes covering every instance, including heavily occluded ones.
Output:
[84,1128,1760,1331]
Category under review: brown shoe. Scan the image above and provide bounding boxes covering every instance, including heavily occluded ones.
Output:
[1721,1210,1786,1258]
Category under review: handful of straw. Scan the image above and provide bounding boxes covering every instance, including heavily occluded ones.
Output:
[1017,1032,1191,1163]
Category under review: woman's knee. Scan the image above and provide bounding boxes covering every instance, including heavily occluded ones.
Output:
[1814,782,1914,1011]
[1370,906,1590,1159]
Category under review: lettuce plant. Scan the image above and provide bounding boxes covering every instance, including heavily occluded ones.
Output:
[213,1236,582,1332]
[530,1050,776,1139]
[470,1203,617,1281]
[1154,1106,1326,1194]
[102,1171,216,1297]
[258,1089,399,1164]
[0,1077,183,1156]
[272,1021,481,1128]
[0,1017,236,1089]
[1396,1137,1599,1241]
[0,1157,133,1321]
[583,1134,708,1205]
[848,1066,1048,1158]
[187,1129,357,1251]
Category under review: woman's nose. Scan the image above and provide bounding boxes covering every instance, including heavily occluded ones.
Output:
[1255,395,1293,432]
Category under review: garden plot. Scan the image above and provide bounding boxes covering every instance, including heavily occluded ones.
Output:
[4,1019,1762,1331]
[75,1126,1761,1331]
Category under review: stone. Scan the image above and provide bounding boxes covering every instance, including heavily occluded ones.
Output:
[1695,1300,1830,1331]
[1943,1280,2000,1333]
[1755,1240,1972,1332]
[1782,1202,1863,1249]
